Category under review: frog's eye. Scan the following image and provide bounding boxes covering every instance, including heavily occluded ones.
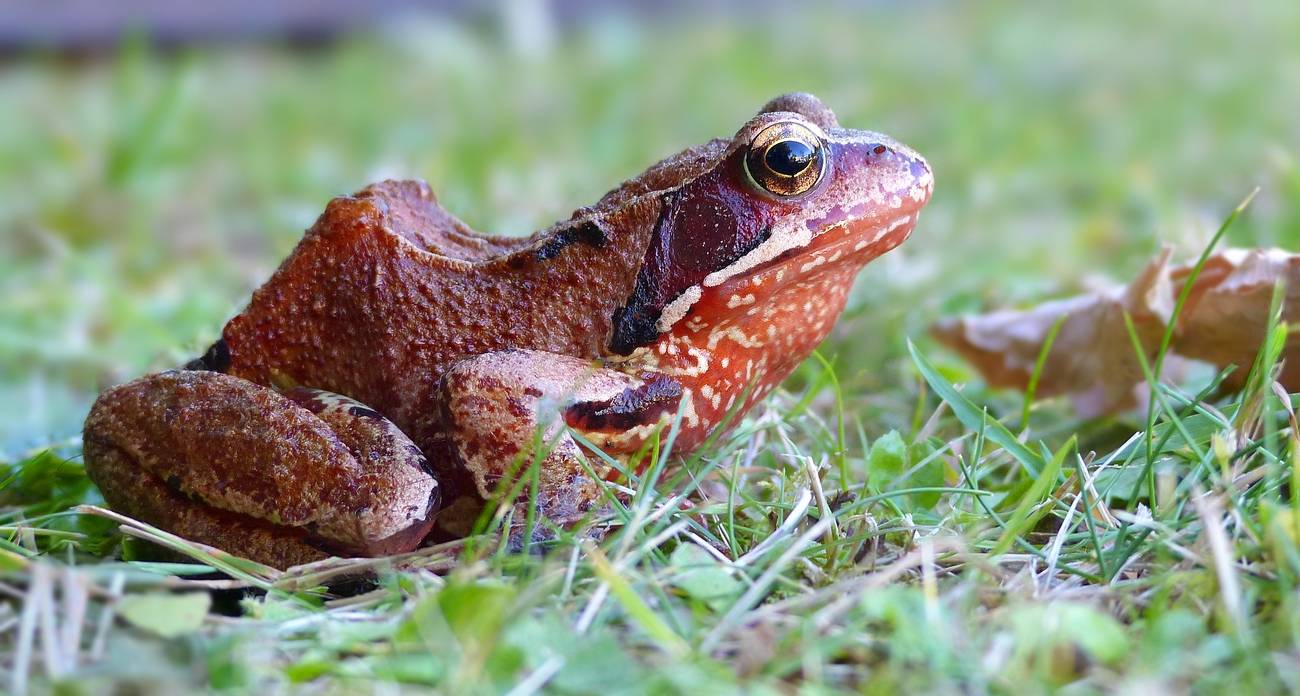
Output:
[744,121,826,197]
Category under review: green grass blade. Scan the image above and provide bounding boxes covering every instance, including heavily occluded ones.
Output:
[909,340,1045,476]
[1021,313,1067,431]
[990,437,1073,557]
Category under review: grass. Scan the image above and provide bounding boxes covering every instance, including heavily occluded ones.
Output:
[2,0,1300,693]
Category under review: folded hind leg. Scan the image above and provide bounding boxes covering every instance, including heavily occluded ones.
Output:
[83,370,440,569]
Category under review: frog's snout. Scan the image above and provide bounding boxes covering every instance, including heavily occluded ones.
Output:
[827,130,931,207]
[846,136,933,213]
[904,151,934,207]
[905,150,932,186]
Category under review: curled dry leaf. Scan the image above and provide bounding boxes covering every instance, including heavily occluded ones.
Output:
[932,247,1300,417]
[931,247,1175,418]
[1171,248,1300,389]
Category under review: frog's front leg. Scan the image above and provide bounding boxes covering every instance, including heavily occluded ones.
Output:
[427,349,687,541]
[82,370,440,568]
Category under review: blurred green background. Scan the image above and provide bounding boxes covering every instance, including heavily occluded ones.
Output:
[1,0,1297,458]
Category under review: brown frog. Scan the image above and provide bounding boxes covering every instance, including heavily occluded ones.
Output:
[83,93,933,568]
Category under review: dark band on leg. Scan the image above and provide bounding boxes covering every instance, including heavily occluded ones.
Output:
[564,372,683,432]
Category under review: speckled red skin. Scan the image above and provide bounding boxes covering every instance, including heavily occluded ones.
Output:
[219,178,662,455]
[613,141,931,456]
[83,93,932,566]
[648,231,915,449]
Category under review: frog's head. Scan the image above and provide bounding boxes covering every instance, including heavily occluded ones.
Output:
[609,92,932,355]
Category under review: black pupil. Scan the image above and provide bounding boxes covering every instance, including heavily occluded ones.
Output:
[764,140,815,176]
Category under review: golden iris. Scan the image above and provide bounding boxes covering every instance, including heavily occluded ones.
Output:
[744,121,825,197]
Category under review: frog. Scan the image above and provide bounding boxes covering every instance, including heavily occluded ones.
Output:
[82,93,933,569]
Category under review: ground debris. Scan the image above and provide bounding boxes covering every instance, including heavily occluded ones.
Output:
[933,247,1300,416]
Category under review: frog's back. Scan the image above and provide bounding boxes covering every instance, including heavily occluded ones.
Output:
[217,179,667,446]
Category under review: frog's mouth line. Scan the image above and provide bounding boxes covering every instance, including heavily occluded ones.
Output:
[741,210,919,288]
[706,205,921,289]
[803,208,920,259]
[699,169,931,293]
[653,210,920,334]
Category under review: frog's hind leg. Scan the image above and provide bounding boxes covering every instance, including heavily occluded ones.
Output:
[82,370,439,569]
[85,443,335,568]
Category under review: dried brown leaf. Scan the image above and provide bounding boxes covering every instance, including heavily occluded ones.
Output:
[933,247,1300,417]
[1171,248,1300,390]
[931,247,1174,418]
